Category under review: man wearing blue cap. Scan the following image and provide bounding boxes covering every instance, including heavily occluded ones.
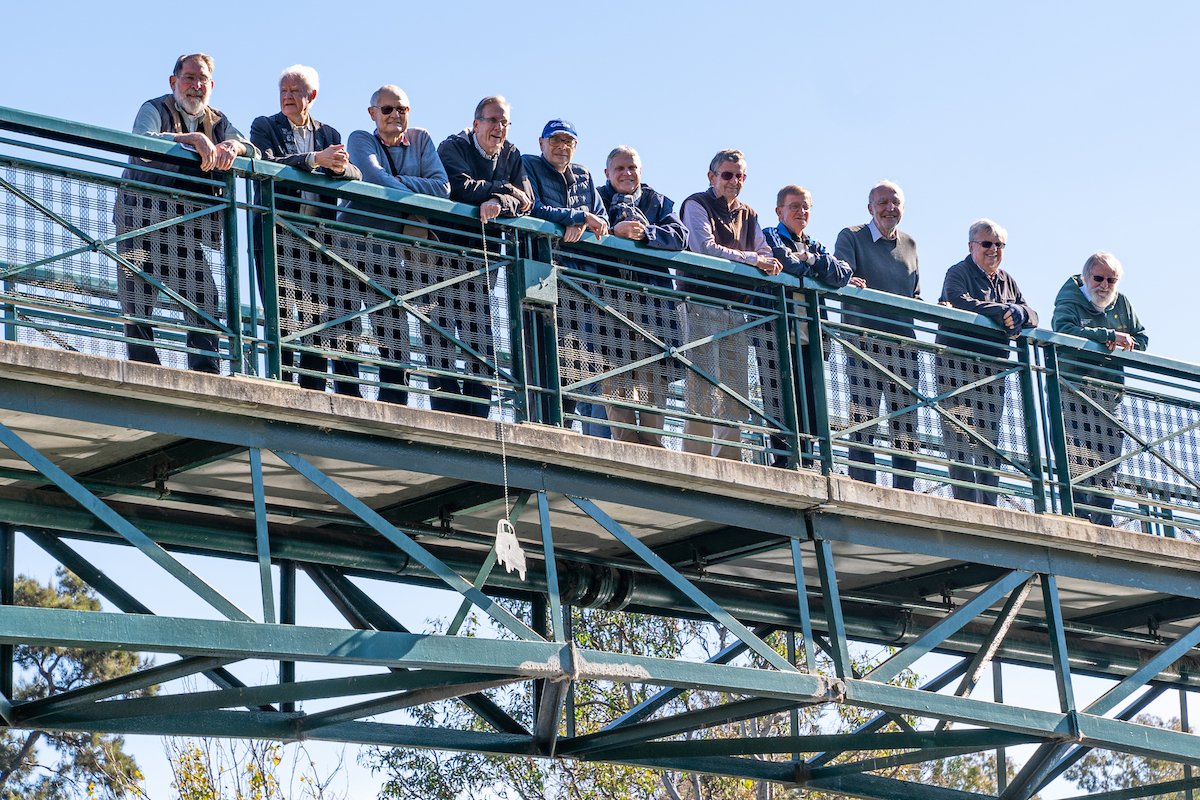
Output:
[522,119,609,241]
[522,119,610,434]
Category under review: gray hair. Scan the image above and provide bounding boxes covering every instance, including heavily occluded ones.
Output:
[1083,251,1123,278]
[279,64,319,93]
[708,149,745,174]
[969,218,1007,243]
[868,179,903,204]
[776,184,812,208]
[370,85,409,108]
[173,53,214,76]
[606,145,640,167]
[474,95,510,120]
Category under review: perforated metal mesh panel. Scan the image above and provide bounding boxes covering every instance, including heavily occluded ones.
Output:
[275,222,511,397]
[557,272,787,453]
[1060,375,1200,534]
[0,166,230,364]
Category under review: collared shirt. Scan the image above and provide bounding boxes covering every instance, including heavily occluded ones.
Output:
[867,218,897,243]
[472,132,499,163]
[680,191,770,266]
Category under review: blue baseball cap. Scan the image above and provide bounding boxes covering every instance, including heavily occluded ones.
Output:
[541,119,578,141]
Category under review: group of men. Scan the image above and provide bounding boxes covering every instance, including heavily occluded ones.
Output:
[117,54,1148,523]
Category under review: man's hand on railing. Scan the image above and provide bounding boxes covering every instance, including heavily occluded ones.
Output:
[313,144,349,174]
[754,254,783,277]
[583,211,608,240]
[612,220,647,241]
[480,198,503,223]
[1109,331,1137,351]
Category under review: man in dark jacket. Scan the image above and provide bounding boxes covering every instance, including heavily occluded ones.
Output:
[432,96,533,417]
[935,218,1038,505]
[764,185,866,467]
[116,53,257,374]
[250,64,363,397]
[1051,251,1147,526]
[591,146,687,446]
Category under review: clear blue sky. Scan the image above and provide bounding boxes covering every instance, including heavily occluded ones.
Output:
[3,1,1197,796]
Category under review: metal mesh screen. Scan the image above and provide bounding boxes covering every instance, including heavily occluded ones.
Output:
[1060,375,1200,534]
[275,222,511,400]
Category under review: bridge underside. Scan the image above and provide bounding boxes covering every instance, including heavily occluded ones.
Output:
[0,342,1197,800]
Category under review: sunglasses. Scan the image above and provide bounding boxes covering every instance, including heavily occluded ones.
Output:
[972,240,1006,249]
[1090,274,1119,285]
[717,171,747,182]
[375,105,409,116]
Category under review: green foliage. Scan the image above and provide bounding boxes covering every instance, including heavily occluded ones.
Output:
[0,569,151,800]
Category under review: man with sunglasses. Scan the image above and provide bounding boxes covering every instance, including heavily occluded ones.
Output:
[679,149,782,459]
[835,180,922,491]
[250,65,363,397]
[116,53,258,374]
[1052,252,1147,526]
[935,219,1038,506]
[339,85,450,406]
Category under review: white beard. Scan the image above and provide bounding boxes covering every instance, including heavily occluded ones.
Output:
[1081,279,1116,310]
[173,89,206,116]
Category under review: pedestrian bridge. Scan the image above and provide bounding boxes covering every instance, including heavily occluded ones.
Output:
[0,106,1199,799]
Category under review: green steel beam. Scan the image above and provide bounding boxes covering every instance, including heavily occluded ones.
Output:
[67,439,243,487]
[1073,595,1200,631]
[249,448,276,624]
[0,605,841,704]
[0,422,250,621]
[853,562,1010,601]
[1062,779,1200,800]
[804,773,994,800]
[275,449,541,642]
[564,697,807,756]
[17,656,235,723]
[22,528,268,708]
[302,563,529,737]
[865,570,1033,683]
[594,728,1036,760]
[377,481,508,525]
[299,677,518,733]
[569,496,796,673]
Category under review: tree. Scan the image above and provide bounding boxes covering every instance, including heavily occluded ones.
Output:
[0,568,150,799]
[166,737,347,800]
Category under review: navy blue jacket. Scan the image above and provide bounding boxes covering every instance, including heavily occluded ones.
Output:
[522,154,607,227]
[594,182,686,289]
[763,225,853,287]
[250,112,361,218]
[437,130,532,216]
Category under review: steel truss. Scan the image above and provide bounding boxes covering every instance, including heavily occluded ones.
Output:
[0,363,1190,799]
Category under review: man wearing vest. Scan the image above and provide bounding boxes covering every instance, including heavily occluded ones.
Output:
[679,149,783,459]
[115,53,257,374]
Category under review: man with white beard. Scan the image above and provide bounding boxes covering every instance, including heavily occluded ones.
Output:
[1052,251,1148,526]
[116,53,256,373]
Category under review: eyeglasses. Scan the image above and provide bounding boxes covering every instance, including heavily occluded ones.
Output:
[972,240,1006,250]
[783,202,811,212]
[718,171,747,182]
[478,116,510,127]
[176,74,212,87]
[375,105,409,116]
[548,135,577,147]
[1090,274,1119,285]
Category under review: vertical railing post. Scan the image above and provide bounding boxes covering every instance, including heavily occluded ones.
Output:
[774,284,801,468]
[1042,343,1076,517]
[258,179,282,381]
[504,229,529,423]
[0,523,13,702]
[221,170,243,375]
[279,559,296,713]
[994,659,1008,794]
[1017,337,1047,513]
[805,288,834,475]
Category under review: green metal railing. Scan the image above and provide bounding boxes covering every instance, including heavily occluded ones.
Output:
[0,105,1196,534]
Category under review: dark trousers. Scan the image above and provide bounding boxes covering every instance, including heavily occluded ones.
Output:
[938,355,1007,505]
[845,338,921,490]
[1064,384,1123,526]
[116,203,223,375]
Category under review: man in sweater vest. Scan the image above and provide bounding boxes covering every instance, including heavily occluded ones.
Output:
[834,180,922,490]
[1052,251,1148,527]
[679,149,783,460]
[115,53,256,374]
